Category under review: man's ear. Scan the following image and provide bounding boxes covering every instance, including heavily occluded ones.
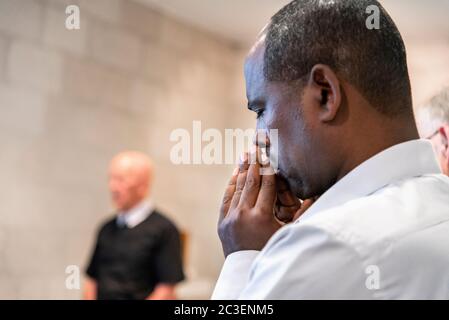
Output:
[307,64,342,122]
[439,125,449,158]
[437,125,449,175]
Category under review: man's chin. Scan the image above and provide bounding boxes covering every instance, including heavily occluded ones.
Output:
[284,175,316,200]
[113,203,126,211]
[291,184,308,200]
[276,170,305,199]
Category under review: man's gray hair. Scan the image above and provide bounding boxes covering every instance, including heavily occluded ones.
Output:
[416,87,449,137]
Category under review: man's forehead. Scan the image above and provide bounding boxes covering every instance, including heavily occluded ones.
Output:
[246,32,266,63]
[245,40,265,78]
[244,43,268,103]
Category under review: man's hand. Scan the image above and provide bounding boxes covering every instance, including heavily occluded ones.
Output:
[218,147,316,257]
[218,151,280,257]
[83,277,97,300]
[146,284,176,300]
[275,175,315,222]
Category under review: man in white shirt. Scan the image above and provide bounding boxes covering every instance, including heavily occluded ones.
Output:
[416,87,449,176]
[213,0,449,299]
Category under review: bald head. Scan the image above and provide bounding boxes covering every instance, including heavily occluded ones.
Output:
[416,87,449,176]
[108,151,154,211]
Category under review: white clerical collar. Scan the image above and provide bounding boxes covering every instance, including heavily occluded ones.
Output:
[296,139,441,223]
[117,199,155,228]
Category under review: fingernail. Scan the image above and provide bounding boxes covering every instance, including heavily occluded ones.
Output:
[239,152,248,163]
[255,129,269,147]
[250,144,257,154]
[232,167,239,176]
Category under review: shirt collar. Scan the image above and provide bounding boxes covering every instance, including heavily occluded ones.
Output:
[117,199,155,228]
[296,139,441,223]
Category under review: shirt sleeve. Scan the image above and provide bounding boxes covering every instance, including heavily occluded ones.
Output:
[213,223,373,299]
[211,250,260,299]
[154,223,185,284]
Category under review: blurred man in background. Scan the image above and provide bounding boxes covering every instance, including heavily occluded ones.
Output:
[416,87,449,176]
[84,151,184,300]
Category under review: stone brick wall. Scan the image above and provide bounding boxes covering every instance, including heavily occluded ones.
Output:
[0,0,251,299]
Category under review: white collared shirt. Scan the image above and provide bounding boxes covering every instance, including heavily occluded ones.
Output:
[212,140,449,299]
[116,199,155,229]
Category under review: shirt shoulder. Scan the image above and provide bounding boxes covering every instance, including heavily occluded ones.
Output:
[300,174,449,250]
[275,174,449,298]
[97,216,118,234]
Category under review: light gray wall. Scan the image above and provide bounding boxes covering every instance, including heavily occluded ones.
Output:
[0,0,251,299]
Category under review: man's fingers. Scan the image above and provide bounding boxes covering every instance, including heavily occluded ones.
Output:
[275,205,298,223]
[276,198,314,223]
[229,153,250,209]
[254,129,270,148]
[274,175,301,222]
[252,140,276,214]
[256,166,276,213]
[276,175,301,207]
[219,167,239,223]
[293,198,315,221]
[239,151,261,208]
